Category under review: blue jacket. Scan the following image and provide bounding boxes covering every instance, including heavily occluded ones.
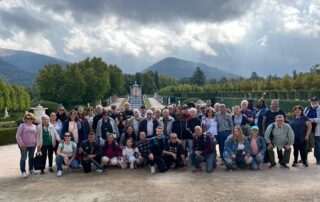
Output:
[246,136,266,156]
[224,135,250,156]
[61,120,86,145]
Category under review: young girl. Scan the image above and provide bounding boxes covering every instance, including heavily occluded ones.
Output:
[122,138,142,169]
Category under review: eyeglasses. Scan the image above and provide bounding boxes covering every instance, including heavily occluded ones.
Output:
[50,114,56,116]
[59,109,64,111]
[147,113,152,115]
[65,135,71,137]
[171,137,177,139]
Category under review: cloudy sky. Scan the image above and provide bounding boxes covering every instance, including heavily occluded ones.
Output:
[0,0,319,76]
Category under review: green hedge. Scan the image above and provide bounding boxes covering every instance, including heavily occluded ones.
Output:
[0,127,17,146]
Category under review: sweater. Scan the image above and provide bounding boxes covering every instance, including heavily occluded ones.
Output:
[37,124,61,148]
[16,123,38,147]
[264,123,295,148]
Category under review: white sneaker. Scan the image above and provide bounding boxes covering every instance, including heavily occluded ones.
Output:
[130,163,135,169]
[22,172,27,178]
[57,170,63,177]
[150,166,156,174]
[96,169,103,173]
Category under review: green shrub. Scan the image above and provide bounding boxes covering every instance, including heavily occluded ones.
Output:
[0,127,17,146]
[0,121,17,128]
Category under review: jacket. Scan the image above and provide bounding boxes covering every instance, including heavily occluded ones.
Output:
[172,118,189,140]
[37,124,61,148]
[159,116,175,137]
[192,134,215,156]
[264,123,295,148]
[224,135,250,156]
[246,136,266,156]
[139,118,159,138]
[96,117,119,142]
[61,120,86,145]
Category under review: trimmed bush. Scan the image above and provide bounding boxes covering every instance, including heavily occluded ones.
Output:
[0,127,17,146]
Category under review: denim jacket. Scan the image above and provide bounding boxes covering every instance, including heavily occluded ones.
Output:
[224,135,250,156]
[246,136,266,156]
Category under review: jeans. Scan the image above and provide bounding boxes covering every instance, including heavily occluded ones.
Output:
[190,152,216,173]
[217,130,231,159]
[223,150,248,170]
[182,139,193,154]
[56,155,80,171]
[19,146,36,173]
[250,153,264,170]
[41,145,54,170]
[314,136,320,162]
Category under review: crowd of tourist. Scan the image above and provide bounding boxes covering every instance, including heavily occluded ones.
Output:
[15,97,320,178]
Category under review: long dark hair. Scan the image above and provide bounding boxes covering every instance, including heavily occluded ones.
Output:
[104,134,118,151]
[124,126,136,143]
[68,110,79,122]
[117,112,126,121]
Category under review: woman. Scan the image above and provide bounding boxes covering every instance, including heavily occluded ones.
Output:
[202,107,218,138]
[290,105,312,167]
[85,106,95,132]
[101,134,122,167]
[56,105,68,123]
[61,110,86,146]
[154,108,161,124]
[223,126,252,171]
[50,112,63,153]
[16,113,38,178]
[96,110,119,146]
[233,105,251,136]
[247,126,266,170]
[77,106,90,138]
[186,108,201,153]
[56,132,79,177]
[36,115,61,174]
[254,98,268,134]
[127,109,142,136]
[240,100,254,125]
[116,111,127,137]
[120,126,137,147]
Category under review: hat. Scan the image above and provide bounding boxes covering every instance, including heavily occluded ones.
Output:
[251,126,259,131]
[311,96,319,101]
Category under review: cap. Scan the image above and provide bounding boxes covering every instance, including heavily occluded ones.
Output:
[251,126,259,131]
[311,96,319,101]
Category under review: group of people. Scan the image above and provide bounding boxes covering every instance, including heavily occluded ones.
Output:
[15,96,320,178]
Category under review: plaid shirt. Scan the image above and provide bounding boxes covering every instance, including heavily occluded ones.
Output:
[137,140,150,159]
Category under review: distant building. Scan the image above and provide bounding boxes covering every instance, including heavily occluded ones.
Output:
[130,81,142,97]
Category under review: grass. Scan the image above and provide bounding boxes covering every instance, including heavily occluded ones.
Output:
[143,96,151,109]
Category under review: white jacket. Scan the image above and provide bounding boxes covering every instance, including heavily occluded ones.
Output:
[37,124,61,148]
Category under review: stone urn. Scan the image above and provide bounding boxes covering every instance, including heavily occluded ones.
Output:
[31,104,48,124]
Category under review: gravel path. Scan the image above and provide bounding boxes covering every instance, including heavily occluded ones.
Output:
[1,144,320,201]
[148,97,165,109]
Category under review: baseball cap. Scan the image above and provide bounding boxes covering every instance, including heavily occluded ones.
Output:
[311,96,319,101]
[251,126,259,131]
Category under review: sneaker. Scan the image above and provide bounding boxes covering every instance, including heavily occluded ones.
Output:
[280,163,290,169]
[22,172,27,178]
[57,170,63,177]
[130,163,134,169]
[317,161,320,165]
[192,168,197,173]
[40,170,45,175]
[197,167,202,172]
[29,170,36,175]
[292,161,299,167]
[303,162,309,167]
[298,160,302,164]
[150,166,156,174]
[49,167,54,173]
[96,169,103,173]
[269,163,276,169]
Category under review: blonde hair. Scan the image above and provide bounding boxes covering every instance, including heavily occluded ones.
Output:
[233,126,245,144]
[24,112,36,123]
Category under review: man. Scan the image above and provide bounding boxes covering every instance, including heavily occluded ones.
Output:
[255,98,268,135]
[196,104,202,119]
[140,105,146,118]
[264,115,294,169]
[307,96,320,165]
[92,105,103,132]
[139,110,159,138]
[199,106,206,121]
[304,96,319,154]
[148,127,170,173]
[190,126,216,173]
[136,131,150,166]
[206,99,212,108]
[168,105,176,119]
[214,103,220,114]
[164,133,186,169]
[78,132,103,173]
[215,104,234,162]
[240,99,254,126]
[262,99,286,163]
[127,109,143,136]
[110,105,118,120]
[159,109,175,138]
[123,102,133,119]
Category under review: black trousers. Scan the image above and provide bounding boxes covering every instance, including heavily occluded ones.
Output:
[293,141,307,163]
[41,145,54,170]
[163,155,184,168]
[149,155,168,172]
[82,155,102,173]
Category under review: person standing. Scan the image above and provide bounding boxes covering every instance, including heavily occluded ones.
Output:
[304,96,319,156]
[85,106,95,132]
[36,115,61,174]
[139,110,159,138]
[159,109,175,138]
[16,113,38,178]
[61,110,86,146]
[92,105,103,132]
[264,115,294,169]
[96,110,119,146]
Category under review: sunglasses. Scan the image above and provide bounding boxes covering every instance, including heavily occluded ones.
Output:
[147,113,152,115]
[59,109,65,111]
[65,135,71,137]
[26,118,33,120]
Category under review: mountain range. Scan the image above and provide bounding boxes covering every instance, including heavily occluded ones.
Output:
[0,48,237,86]
[0,48,69,86]
[143,57,237,80]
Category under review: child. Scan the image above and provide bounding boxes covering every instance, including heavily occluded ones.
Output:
[122,138,142,169]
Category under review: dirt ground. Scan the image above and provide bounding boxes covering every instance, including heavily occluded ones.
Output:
[0,144,319,202]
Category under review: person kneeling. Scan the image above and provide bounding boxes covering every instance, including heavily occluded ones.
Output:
[247,126,266,170]
[56,132,80,177]
[164,133,186,169]
[122,138,143,169]
[79,132,104,173]
[190,126,216,173]
[101,133,122,167]
[223,126,251,171]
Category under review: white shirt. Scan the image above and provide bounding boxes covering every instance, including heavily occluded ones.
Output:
[122,147,139,157]
[202,118,218,136]
[147,119,154,137]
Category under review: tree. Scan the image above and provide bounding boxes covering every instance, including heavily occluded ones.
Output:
[109,65,124,95]
[154,71,160,90]
[191,67,206,85]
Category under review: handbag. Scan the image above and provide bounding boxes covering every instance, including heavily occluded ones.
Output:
[33,153,44,170]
